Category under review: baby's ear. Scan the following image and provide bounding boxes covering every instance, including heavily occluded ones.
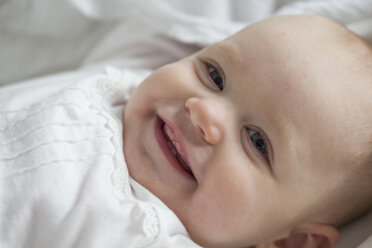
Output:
[273,223,339,248]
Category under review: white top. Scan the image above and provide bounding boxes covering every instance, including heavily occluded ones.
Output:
[0,67,201,248]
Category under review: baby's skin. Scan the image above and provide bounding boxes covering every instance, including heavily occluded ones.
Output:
[123,15,372,248]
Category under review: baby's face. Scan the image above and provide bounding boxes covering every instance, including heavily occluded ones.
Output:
[123,16,372,247]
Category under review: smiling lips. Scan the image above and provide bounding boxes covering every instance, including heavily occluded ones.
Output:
[155,116,196,181]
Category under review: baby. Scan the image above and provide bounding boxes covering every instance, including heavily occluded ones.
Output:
[123,15,372,248]
[1,15,372,248]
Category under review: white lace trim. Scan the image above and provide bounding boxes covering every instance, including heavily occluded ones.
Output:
[92,66,160,247]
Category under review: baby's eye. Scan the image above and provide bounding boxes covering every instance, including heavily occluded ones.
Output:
[207,64,224,91]
[248,129,267,156]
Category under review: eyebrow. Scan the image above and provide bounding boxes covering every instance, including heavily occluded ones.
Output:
[209,42,243,68]
[262,97,302,174]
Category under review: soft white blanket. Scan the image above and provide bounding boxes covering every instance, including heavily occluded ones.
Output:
[0,67,200,248]
[1,0,372,86]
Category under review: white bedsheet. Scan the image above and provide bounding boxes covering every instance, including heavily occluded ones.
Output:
[1,0,372,86]
[1,1,371,247]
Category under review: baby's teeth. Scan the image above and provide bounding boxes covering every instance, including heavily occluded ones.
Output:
[171,147,177,156]
[167,140,178,156]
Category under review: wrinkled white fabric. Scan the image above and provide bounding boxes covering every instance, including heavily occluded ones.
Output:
[0,67,201,248]
[1,0,372,86]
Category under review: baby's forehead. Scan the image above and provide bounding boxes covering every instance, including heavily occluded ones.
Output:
[227,15,369,62]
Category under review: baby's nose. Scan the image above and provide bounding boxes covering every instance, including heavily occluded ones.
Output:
[185,97,223,145]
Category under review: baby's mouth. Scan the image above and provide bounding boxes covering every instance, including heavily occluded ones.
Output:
[158,117,196,180]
